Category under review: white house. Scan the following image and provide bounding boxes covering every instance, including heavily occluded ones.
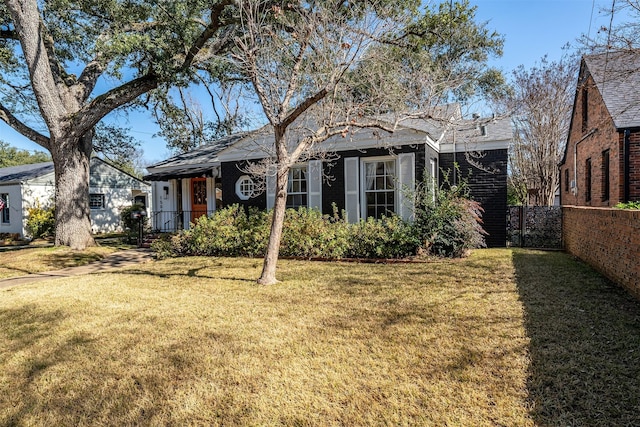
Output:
[0,157,151,238]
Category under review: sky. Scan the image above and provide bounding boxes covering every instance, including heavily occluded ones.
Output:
[0,0,628,166]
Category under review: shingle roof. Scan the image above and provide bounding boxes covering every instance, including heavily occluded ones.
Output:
[0,162,54,184]
[146,132,253,170]
[584,50,640,129]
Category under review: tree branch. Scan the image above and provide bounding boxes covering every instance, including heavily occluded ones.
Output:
[0,102,51,149]
[75,73,158,135]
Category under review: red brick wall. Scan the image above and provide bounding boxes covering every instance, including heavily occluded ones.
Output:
[563,206,640,299]
[561,72,621,207]
[629,131,640,201]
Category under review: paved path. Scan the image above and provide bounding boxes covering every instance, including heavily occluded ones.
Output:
[0,248,154,289]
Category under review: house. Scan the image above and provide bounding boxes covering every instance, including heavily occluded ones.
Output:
[144,106,511,247]
[560,50,640,206]
[0,157,151,238]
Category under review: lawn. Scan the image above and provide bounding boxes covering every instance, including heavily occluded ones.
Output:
[0,242,132,279]
[1,249,639,426]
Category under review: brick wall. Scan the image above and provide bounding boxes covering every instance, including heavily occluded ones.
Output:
[561,72,622,207]
[563,206,640,300]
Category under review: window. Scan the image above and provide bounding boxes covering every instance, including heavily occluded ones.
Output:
[363,159,396,219]
[287,166,307,208]
[585,158,592,202]
[564,168,570,193]
[602,149,610,201]
[235,175,255,200]
[89,193,105,210]
[0,193,9,223]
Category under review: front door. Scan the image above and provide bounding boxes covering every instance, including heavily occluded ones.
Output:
[191,178,208,222]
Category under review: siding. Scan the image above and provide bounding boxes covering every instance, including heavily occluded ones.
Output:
[439,149,508,247]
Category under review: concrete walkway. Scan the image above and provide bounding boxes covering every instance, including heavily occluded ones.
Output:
[0,248,154,289]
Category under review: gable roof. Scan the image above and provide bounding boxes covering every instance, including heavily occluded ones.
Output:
[583,50,640,129]
[0,162,54,185]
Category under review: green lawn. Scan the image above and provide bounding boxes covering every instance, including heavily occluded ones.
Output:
[1,249,639,426]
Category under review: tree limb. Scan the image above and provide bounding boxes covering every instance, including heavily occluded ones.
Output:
[0,102,51,149]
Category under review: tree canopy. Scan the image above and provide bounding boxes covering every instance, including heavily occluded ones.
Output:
[0,140,50,167]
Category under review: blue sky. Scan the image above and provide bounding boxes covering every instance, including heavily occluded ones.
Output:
[0,0,627,165]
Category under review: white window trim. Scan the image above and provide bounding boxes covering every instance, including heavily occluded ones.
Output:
[89,193,106,210]
[235,175,256,201]
[360,156,397,219]
[286,164,308,209]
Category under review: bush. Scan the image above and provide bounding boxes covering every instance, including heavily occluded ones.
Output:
[411,171,486,258]
[280,206,351,259]
[121,203,149,243]
[346,215,418,259]
[615,201,640,209]
[26,200,55,239]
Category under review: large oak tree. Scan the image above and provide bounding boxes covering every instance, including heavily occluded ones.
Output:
[0,0,237,248]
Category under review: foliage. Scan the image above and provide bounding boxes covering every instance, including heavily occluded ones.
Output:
[155,191,485,260]
[25,200,55,239]
[0,140,50,167]
[615,201,640,209]
[346,215,418,259]
[279,206,351,259]
[120,203,148,243]
[412,170,486,258]
[497,52,577,207]
[93,124,145,178]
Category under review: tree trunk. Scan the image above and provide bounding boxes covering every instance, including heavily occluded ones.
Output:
[52,133,96,249]
[257,165,289,285]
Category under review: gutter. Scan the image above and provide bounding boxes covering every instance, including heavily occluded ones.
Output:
[624,129,630,202]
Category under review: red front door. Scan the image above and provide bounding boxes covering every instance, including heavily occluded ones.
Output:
[191,178,208,222]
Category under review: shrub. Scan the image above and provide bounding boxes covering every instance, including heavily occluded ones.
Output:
[180,204,269,257]
[121,203,148,244]
[615,201,640,209]
[346,215,418,259]
[26,200,55,239]
[280,206,351,259]
[411,170,486,258]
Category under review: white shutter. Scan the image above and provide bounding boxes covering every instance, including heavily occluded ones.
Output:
[397,152,415,221]
[266,167,276,210]
[344,157,360,223]
[307,160,322,210]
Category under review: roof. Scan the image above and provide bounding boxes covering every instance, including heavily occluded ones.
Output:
[583,50,640,129]
[146,132,251,169]
[0,162,54,185]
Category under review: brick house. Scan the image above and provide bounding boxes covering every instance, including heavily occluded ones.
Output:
[145,105,511,247]
[560,50,640,206]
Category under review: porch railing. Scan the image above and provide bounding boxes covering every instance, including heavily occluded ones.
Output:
[150,210,215,233]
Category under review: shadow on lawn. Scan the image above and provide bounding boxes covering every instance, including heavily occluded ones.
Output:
[512,249,640,426]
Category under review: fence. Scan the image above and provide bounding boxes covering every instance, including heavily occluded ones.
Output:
[507,206,562,249]
[150,210,215,233]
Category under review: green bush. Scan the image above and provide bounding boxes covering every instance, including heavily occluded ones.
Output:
[280,206,351,259]
[411,170,486,258]
[26,200,55,239]
[346,215,418,259]
[615,201,640,209]
[120,203,149,244]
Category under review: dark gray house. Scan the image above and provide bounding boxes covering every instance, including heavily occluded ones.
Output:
[145,105,510,246]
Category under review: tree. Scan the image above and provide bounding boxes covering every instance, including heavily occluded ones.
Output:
[0,0,238,249]
[0,140,50,167]
[232,0,504,285]
[93,123,145,178]
[503,54,577,206]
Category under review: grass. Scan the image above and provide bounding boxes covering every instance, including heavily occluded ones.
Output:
[0,241,133,279]
[1,248,639,425]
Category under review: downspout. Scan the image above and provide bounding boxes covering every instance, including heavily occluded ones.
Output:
[624,129,630,202]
